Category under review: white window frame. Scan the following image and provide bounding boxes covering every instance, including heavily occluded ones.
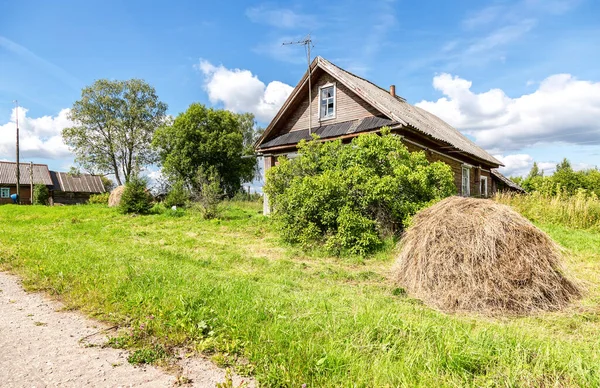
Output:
[461,166,470,196]
[480,176,488,197]
[318,83,336,121]
[0,187,10,198]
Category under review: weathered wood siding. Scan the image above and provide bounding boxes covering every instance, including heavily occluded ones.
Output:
[281,71,381,133]
[52,191,92,205]
[0,185,34,205]
[402,140,492,197]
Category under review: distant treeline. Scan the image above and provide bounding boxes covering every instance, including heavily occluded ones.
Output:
[511,158,600,197]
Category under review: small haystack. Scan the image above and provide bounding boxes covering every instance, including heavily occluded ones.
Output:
[108,186,125,207]
[394,196,581,315]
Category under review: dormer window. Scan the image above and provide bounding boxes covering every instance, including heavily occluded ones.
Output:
[319,84,335,120]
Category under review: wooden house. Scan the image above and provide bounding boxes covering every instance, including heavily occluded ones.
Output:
[50,171,105,204]
[254,57,523,213]
[0,161,105,205]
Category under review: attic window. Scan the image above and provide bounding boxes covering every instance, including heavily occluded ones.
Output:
[319,84,335,120]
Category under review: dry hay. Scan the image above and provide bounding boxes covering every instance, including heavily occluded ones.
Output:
[394,196,582,315]
[108,186,125,207]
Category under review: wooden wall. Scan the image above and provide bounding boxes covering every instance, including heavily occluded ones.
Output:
[402,140,492,197]
[52,192,93,205]
[0,185,34,205]
[281,71,381,134]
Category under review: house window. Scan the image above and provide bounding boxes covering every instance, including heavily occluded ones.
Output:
[319,84,335,120]
[1,187,10,198]
[480,176,488,197]
[461,166,470,196]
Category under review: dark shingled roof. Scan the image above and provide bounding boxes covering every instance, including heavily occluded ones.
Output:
[50,171,106,193]
[491,169,525,192]
[0,162,53,185]
[259,116,396,149]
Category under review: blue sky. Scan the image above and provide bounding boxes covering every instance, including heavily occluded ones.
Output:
[1,0,599,179]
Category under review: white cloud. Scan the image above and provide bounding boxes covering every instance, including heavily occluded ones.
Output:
[245,5,316,29]
[0,107,73,160]
[416,73,600,152]
[196,60,294,123]
[495,153,595,177]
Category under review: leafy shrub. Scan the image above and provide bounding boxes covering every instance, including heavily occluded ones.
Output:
[164,180,189,208]
[191,166,222,219]
[119,176,153,214]
[264,128,456,255]
[33,184,50,205]
[88,192,109,205]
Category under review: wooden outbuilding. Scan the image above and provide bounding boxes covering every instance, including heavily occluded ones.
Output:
[255,57,523,213]
[0,161,106,205]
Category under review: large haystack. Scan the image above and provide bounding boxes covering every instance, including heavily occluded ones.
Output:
[394,196,581,315]
[108,186,125,207]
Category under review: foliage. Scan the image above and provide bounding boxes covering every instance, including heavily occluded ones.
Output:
[264,129,456,255]
[190,167,222,219]
[100,176,115,192]
[152,104,256,197]
[32,184,50,205]
[163,180,189,208]
[88,192,110,205]
[119,176,153,214]
[516,158,600,197]
[231,190,262,202]
[496,190,600,230]
[63,79,167,185]
[2,203,600,386]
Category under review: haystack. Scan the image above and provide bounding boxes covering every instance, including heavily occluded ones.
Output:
[394,196,581,315]
[108,186,125,207]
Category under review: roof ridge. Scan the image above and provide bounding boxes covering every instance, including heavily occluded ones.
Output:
[317,57,407,102]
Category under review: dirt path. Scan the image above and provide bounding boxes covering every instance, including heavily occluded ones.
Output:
[0,271,254,387]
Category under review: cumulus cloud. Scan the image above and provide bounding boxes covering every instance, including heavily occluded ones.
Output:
[0,107,73,160]
[416,73,600,152]
[494,153,596,177]
[196,60,293,123]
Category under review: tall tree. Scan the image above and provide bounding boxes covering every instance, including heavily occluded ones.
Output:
[152,103,256,197]
[63,79,167,185]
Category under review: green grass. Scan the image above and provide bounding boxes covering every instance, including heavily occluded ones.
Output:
[1,202,600,387]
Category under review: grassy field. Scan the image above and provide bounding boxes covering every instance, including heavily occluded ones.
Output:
[1,202,600,387]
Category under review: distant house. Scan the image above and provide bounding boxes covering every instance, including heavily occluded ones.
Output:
[0,161,106,205]
[255,57,523,213]
[0,162,54,205]
[50,171,106,204]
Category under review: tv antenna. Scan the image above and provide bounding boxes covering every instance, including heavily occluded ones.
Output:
[283,34,314,134]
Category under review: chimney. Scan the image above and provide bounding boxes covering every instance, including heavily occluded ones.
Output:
[389,85,396,97]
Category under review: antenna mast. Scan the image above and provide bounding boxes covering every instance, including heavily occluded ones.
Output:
[283,34,314,135]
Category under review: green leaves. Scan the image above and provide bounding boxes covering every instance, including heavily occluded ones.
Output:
[152,104,258,197]
[265,129,456,256]
[63,79,167,185]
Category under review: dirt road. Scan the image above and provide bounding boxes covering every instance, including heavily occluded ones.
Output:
[0,271,253,387]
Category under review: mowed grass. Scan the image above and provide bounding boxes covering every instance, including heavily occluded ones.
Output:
[1,203,600,387]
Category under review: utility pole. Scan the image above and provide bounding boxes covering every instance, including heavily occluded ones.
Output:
[30,161,34,204]
[283,34,314,135]
[13,100,20,204]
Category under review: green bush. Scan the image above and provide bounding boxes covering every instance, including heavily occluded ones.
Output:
[191,166,222,219]
[119,176,153,214]
[88,192,109,205]
[264,128,456,255]
[33,184,50,205]
[164,180,189,208]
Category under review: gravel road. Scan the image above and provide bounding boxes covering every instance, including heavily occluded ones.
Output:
[0,271,254,388]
